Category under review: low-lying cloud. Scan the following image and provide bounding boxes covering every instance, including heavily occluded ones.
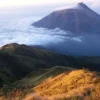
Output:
[0,17,100,56]
[0,17,82,47]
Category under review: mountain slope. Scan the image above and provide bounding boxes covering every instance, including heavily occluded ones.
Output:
[34,70,96,97]
[13,66,73,87]
[0,43,76,85]
[24,69,100,100]
[0,43,74,65]
[32,2,100,33]
[1,43,100,86]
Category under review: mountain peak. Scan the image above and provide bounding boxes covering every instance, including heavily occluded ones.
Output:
[78,2,85,5]
[33,2,100,34]
[77,2,89,9]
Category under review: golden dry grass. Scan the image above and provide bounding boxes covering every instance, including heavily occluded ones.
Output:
[1,69,100,100]
[0,88,26,100]
[34,69,96,98]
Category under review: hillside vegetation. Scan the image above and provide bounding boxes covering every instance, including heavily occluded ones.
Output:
[0,68,100,100]
[0,43,100,100]
[24,69,100,100]
[0,43,75,85]
[13,66,73,86]
[1,43,100,86]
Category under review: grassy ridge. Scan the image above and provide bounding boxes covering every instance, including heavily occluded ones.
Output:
[0,43,100,100]
[0,66,74,100]
[0,67,100,100]
[24,69,100,100]
[0,43,75,85]
[34,69,96,97]
[13,66,73,86]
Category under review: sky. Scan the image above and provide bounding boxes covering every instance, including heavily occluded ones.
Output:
[0,0,99,8]
[0,0,99,19]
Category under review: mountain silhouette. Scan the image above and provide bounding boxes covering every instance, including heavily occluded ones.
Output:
[33,2,100,33]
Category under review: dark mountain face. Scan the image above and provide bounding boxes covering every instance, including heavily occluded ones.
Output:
[0,43,77,85]
[32,2,100,34]
[1,43,100,85]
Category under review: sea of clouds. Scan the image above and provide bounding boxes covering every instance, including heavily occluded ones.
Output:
[0,16,100,56]
[0,17,82,46]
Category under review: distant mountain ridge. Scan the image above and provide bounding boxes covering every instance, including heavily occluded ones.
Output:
[32,2,100,33]
[0,43,76,85]
[1,43,100,85]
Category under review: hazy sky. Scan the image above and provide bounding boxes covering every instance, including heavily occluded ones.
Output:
[0,0,99,7]
[0,0,99,19]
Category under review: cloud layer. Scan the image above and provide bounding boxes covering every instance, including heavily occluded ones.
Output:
[0,17,100,56]
[0,17,82,47]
